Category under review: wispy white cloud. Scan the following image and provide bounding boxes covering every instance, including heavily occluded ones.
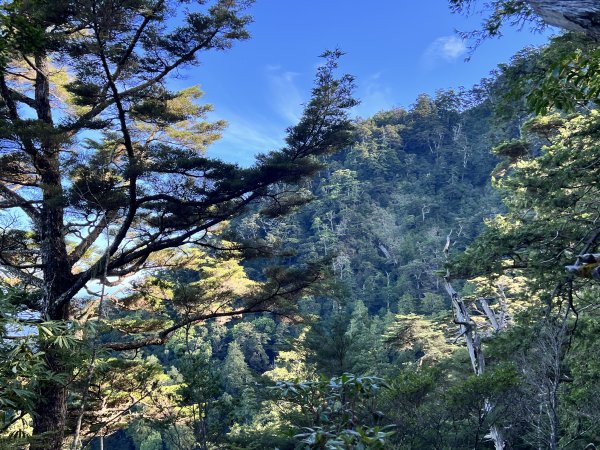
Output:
[266,65,303,123]
[421,35,467,70]
[353,72,395,118]
[207,64,305,165]
[207,109,286,166]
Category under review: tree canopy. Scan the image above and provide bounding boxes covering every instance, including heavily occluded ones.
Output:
[0,1,356,448]
[3,2,600,450]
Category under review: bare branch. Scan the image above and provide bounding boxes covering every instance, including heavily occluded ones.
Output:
[0,184,41,226]
[69,211,118,264]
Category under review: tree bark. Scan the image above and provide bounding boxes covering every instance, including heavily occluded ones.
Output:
[30,358,69,450]
[479,298,501,332]
[528,0,600,41]
[443,235,505,449]
[29,53,74,450]
[30,217,73,449]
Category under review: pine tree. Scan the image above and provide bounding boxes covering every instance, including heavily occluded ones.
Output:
[0,1,357,448]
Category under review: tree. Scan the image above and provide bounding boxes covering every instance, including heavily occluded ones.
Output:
[449,1,600,116]
[448,102,600,448]
[0,0,357,448]
[271,374,394,450]
[448,0,600,42]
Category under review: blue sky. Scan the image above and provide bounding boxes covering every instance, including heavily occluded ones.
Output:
[182,1,554,165]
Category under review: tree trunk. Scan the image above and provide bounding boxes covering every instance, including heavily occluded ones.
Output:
[30,155,74,449]
[30,280,72,450]
[479,298,501,332]
[528,0,600,40]
[30,53,74,450]
[445,279,506,449]
[30,363,69,450]
[443,234,506,449]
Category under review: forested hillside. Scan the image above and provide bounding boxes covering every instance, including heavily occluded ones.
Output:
[80,80,506,449]
[2,1,600,449]
[265,89,502,313]
[83,52,539,449]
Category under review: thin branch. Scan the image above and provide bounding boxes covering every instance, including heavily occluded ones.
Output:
[60,27,223,137]
[92,14,139,261]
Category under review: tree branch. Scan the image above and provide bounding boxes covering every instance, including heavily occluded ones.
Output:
[60,27,223,137]
[102,307,269,351]
[68,211,118,264]
[0,184,41,226]
[91,10,145,270]
[0,75,39,156]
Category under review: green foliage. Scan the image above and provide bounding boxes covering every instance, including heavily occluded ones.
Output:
[385,314,456,365]
[464,31,600,117]
[7,11,600,447]
[272,374,394,450]
[508,34,600,115]
[448,0,541,42]
[250,87,505,322]
[0,288,83,441]
[531,45,600,113]
[447,53,600,447]
[0,0,359,445]
[453,109,600,290]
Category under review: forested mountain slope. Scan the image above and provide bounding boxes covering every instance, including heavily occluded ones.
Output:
[90,65,532,449]
[259,89,506,315]
[3,2,600,444]
[76,65,515,448]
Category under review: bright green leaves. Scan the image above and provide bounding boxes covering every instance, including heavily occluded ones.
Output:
[528,45,600,115]
[486,33,600,117]
[385,314,457,366]
[492,139,530,160]
[454,109,600,289]
[37,321,78,349]
[0,313,79,439]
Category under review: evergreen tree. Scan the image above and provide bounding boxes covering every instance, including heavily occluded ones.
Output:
[0,1,357,447]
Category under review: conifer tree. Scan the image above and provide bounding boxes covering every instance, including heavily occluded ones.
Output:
[0,1,357,448]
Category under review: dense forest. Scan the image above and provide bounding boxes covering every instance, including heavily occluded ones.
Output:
[1,1,600,449]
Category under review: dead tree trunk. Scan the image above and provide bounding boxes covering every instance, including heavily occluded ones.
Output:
[443,233,506,450]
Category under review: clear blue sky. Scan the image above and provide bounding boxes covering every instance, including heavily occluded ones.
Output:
[182,1,554,165]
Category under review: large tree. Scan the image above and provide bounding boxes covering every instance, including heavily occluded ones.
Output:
[449,1,600,136]
[449,108,600,449]
[449,0,600,41]
[0,1,357,448]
